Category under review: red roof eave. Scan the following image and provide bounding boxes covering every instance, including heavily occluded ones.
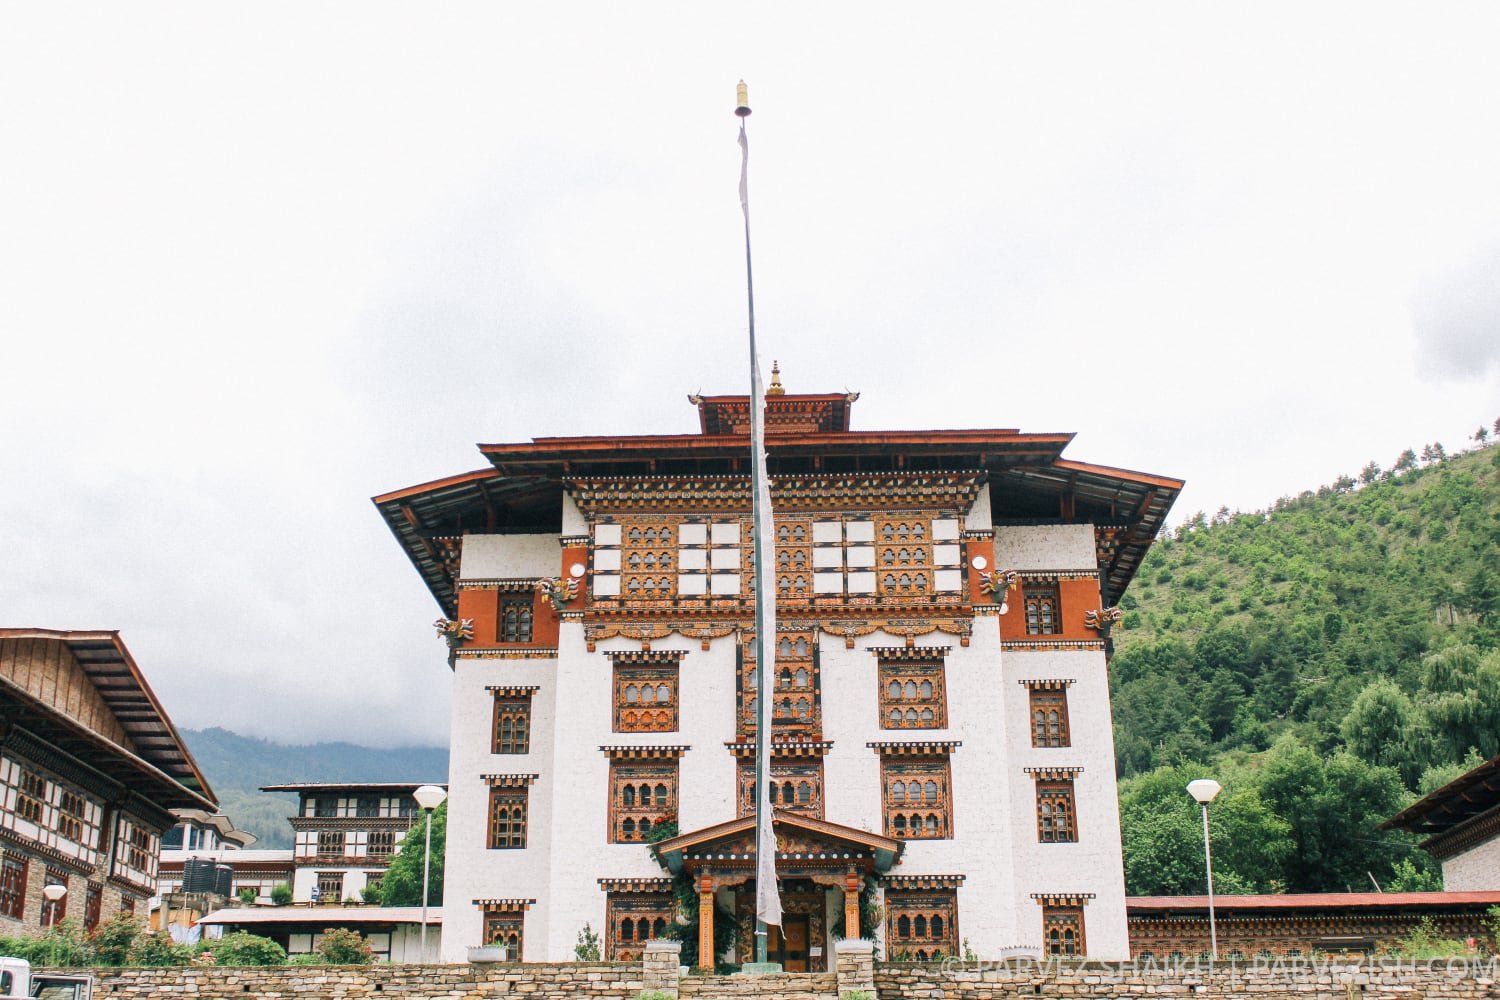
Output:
[1128,891,1500,913]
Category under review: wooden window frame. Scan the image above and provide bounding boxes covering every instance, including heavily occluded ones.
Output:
[738,632,820,739]
[613,663,679,734]
[1042,903,1086,956]
[54,788,86,842]
[1024,585,1061,635]
[487,788,528,849]
[737,759,824,820]
[876,517,934,597]
[878,658,947,730]
[315,871,344,903]
[500,595,535,644]
[368,830,396,857]
[0,857,26,920]
[881,757,953,840]
[316,829,344,856]
[83,883,102,931]
[609,761,678,844]
[1036,778,1078,843]
[1028,688,1071,748]
[483,910,525,956]
[885,889,959,961]
[493,694,533,753]
[606,892,674,960]
[16,770,45,825]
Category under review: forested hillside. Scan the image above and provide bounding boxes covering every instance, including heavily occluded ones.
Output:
[1112,432,1499,895]
[182,727,448,849]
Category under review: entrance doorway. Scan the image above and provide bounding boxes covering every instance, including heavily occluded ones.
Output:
[768,914,810,972]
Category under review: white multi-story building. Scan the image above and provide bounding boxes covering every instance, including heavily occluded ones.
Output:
[374,379,1180,967]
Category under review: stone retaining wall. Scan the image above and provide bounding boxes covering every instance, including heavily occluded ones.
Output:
[679,972,837,998]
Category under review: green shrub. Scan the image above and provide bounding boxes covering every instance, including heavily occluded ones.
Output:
[574,922,602,961]
[271,884,293,906]
[89,914,141,966]
[238,887,259,905]
[316,927,374,965]
[207,931,287,966]
[288,952,324,965]
[128,931,194,967]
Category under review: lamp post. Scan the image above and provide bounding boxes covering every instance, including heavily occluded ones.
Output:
[413,784,447,964]
[1186,779,1222,961]
[41,883,67,966]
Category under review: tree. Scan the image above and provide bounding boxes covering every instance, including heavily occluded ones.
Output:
[1476,426,1490,444]
[1340,680,1431,788]
[316,928,373,965]
[375,800,446,906]
[1394,448,1417,473]
[1419,645,1500,761]
[1359,461,1381,485]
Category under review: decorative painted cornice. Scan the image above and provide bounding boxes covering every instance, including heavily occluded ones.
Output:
[598,877,674,893]
[867,741,961,756]
[484,685,541,696]
[606,649,689,663]
[1017,570,1100,582]
[559,535,589,548]
[866,646,952,660]
[1030,892,1096,906]
[1018,678,1076,690]
[457,578,540,591]
[725,741,833,759]
[1025,766,1085,779]
[1000,639,1105,652]
[474,897,537,910]
[883,874,967,889]
[599,746,691,760]
[454,647,559,659]
[480,774,539,787]
[566,473,984,515]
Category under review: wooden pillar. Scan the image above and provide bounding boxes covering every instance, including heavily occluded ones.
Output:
[697,872,715,969]
[844,870,861,940]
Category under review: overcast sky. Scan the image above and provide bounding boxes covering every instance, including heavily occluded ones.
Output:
[3,4,1498,750]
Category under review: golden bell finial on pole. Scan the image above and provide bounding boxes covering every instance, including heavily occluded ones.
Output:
[735,80,752,117]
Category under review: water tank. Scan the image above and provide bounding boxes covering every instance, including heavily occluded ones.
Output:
[214,865,234,898]
[182,857,216,893]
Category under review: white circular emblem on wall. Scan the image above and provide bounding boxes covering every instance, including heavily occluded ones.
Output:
[970,555,988,570]
[569,563,586,578]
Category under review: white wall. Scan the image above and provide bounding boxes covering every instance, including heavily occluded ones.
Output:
[461,534,560,580]
[993,525,1097,571]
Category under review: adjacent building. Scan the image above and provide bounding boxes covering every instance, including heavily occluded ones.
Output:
[374,380,1181,966]
[1382,753,1500,891]
[0,628,217,932]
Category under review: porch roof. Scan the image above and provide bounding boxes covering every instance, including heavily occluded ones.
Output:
[651,812,903,876]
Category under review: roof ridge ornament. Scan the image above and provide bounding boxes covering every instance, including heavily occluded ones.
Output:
[766,360,785,395]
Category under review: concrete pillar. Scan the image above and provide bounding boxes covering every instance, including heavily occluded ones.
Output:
[835,937,875,997]
[642,939,682,998]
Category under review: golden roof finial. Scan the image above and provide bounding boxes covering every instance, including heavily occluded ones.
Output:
[767,360,785,395]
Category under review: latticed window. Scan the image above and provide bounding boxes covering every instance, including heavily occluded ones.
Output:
[879,659,947,729]
[609,762,677,843]
[500,597,534,643]
[738,632,819,737]
[1024,586,1060,635]
[881,758,952,839]
[876,519,934,596]
[125,825,152,872]
[606,894,674,960]
[16,770,45,824]
[54,788,86,842]
[368,830,396,857]
[317,829,344,855]
[1042,904,1086,956]
[1036,779,1078,843]
[1028,688,1071,747]
[885,890,958,961]
[488,789,528,849]
[493,694,533,753]
[483,910,524,957]
[84,884,102,931]
[614,664,679,733]
[738,760,823,819]
[775,520,812,598]
[0,857,25,919]
[316,871,344,902]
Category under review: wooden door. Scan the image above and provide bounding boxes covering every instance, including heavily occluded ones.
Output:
[771,914,810,972]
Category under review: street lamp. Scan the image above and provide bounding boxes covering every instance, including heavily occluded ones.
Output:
[42,883,67,966]
[412,784,447,964]
[1186,779,1222,961]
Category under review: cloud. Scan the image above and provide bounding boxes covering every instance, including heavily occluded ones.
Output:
[1413,240,1500,382]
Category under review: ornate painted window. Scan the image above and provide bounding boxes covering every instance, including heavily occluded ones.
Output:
[16,769,45,824]
[491,688,535,753]
[605,891,674,960]
[112,818,158,888]
[500,596,534,643]
[84,883,102,931]
[609,761,678,844]
[738,632,819,738]
[368,830,396,857]
[0,857,24,920]
[775,520,812,598]
[487,787,529,849]
[878,656,947,730]
[885,889,958,961]
[614,663,679,733]
[737,759,824,819]
[1024,681,1072,748]
[1024,585,1061,635]
[880,757,953,839]
[317,829,344,855]
[1035,778,1078,843]
[1042,903,1086,956]
[482,908,525,957]
[316,871,344,902]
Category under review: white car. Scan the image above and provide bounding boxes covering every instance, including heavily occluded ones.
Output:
[0,958,92,1000]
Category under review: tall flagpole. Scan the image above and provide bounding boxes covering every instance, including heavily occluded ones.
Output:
[737,79,783,970]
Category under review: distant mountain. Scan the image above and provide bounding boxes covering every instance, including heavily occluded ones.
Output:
[180,727,449,849]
